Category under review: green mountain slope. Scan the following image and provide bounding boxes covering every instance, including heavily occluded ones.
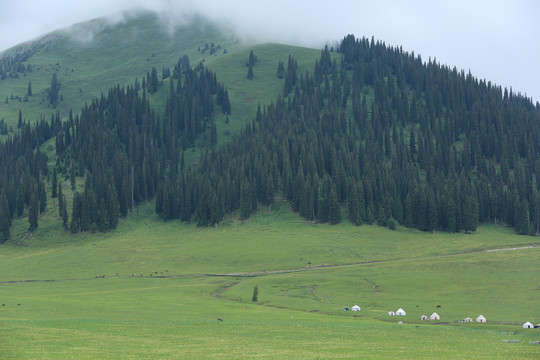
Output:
[0,13,539,359]
[0,11,239,129]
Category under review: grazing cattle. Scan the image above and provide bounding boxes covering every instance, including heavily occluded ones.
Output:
[17,303,21,306]
[416,305,419,307]
[436,305,441,308]
[217,318,223,322]
[1,304,5,306]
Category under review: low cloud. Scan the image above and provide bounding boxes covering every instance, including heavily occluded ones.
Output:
[1,0,539,102]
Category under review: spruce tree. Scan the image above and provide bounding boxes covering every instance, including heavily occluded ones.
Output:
[49,73,60,106]
[97,198,109,232]
[463,196,479,233]
[446,199,457,233]
[38,181,47,213]
[348,185,359,224]
[51,168,58,202]
[240,182,251,220]
[107,185,119,229]
[61,194,68,229]
[28,193,38,231]
[328,189,341,224]
[0,192,10,242]
[70,192,81,233]
[427,195,438,233]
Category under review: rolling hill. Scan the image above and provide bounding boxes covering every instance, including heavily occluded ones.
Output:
[0,10,539,359]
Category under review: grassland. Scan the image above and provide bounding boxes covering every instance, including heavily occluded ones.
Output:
[1,12,539,359]
[0,11,240,129]
[1,201,539,359]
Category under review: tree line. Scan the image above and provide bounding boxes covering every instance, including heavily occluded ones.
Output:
[1,35,540,243]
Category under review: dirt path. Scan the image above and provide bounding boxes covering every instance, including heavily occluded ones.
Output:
[1,243,538,285]
[207,243,540,278]
[485,245,536,252]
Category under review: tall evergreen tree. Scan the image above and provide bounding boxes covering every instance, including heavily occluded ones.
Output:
[463,196,479,233]
[0,192,10,242]
[51,168,58,202]
[28,192,38,231]
[328,189,341,225]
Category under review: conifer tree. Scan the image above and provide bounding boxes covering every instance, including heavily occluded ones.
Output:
[97,198,109,232]
[0,192,10,242]
[240,182,251,220]
[70,192,81,233]
[38,181,47,213]
[28,192,38,231]
[107,185,119,229]
[61,194,68,229]
[51,168,58,202]
[49,73,60,106]
[328,188,341,225]
[463,196,479,233]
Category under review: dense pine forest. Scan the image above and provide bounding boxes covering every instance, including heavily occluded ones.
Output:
[1,34,540,243]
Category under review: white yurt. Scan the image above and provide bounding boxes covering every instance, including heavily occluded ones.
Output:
[420,315,428,320]
[387,311,395,316]
[523,321,534,329]
[430,312,440,320]
[476,315,486,323]
[463,317,473,323]
[351,305,361,312]
[396,308,406,316]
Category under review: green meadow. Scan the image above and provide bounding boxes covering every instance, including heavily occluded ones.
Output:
[1,12,539,359]
[0,12,240,129]
[1,201,539,359]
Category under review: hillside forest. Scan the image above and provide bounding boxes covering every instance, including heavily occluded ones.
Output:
[1,34,540,242]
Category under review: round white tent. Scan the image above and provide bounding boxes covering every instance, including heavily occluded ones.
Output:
[396,308,406,316]
[430,312,440,320]
[351,305,361,311]
[476,315,486,323]
[523,321,534,328]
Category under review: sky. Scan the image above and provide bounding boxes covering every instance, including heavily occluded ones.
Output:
[1,0,539,102]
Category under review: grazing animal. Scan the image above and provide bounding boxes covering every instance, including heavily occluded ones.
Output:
[416,305,419,307]
[217,318,223,322]
[17,303,21,306]
[1,304,5,306]
[436,305,441,308]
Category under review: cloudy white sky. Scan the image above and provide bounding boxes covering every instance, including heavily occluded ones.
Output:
[1,0,539,102]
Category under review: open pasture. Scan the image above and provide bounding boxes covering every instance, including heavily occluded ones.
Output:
[1,205,539,358]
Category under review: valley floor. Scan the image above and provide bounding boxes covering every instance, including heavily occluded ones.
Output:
[1,206,539,359]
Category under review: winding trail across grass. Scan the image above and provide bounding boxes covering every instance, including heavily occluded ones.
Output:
[1,242,538,285]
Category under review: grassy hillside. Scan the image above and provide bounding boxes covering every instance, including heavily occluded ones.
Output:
[0,12,539,359]
[1,204,539,359]
[0,11,239,129]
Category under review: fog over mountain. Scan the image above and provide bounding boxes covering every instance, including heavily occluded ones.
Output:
[1,0,539,102]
